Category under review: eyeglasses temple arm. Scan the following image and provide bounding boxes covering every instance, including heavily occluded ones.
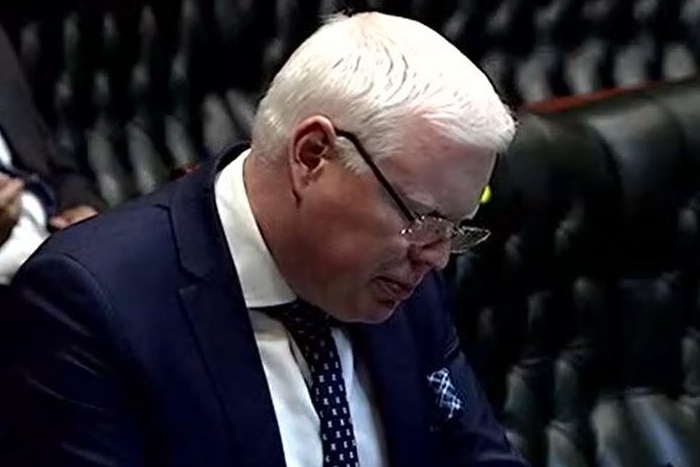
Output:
[335,129,416,222]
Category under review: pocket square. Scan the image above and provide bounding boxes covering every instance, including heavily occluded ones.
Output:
[427,368,465,421]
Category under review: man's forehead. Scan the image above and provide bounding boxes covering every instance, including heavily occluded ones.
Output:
[382,142,495,221]
[402,187,481,222]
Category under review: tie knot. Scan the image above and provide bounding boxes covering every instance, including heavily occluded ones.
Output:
[254,300,338,378]
[257,300,335,333]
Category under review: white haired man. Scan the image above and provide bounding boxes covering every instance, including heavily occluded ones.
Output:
[0,13,527,466]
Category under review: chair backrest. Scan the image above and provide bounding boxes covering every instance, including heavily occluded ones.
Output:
[452,78,700,466]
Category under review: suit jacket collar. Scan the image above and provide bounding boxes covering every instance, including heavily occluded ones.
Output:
[166,146,286,467]
[351,308,435,467]
[166,148,233,279]
[166,146,434,466]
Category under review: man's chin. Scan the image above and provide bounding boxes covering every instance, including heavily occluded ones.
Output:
[326,283,410,323]
[355,296,402,324]
[331,296,401,324]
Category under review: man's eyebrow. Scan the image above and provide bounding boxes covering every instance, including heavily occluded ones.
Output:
[420,202,475,225]
[399,192,445,218]
[393,185,463,223]
[409,199,461,224]
[423,208,449,221]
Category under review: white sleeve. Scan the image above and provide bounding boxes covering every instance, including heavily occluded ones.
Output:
[0,191,49,285]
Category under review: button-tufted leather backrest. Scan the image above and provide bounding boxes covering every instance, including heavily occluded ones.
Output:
[453,78,700,466]
[2,0,700,204]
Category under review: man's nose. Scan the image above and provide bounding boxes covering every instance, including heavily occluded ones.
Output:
[408,237,451,271]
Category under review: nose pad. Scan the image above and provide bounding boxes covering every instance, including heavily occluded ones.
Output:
[408,237,451,271]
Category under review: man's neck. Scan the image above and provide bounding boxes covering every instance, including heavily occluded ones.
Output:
[244,152,300,289]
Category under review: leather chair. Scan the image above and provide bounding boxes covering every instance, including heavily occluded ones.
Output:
[318,0,353,17]
[126,62,169,195]
[225,88,255,141]
[18,22,41,107]
[680,0,700,60]
[100,12,132,123]
[646,79,700,433]
[53,69,91,181]
[486,0,535,56]
[212,0,266,91]
[261,0,303,86]
[453,79,700,466]
[200,93,239,158]
[62,13,92,127]
[479,50,522,108]
[137,6,164,88]
[373,0,412,18]
[442,0,489,59]
[177,0,207,98]
[409,0,452,30]
[556,86,700,467]
[86,70,135,206]
[6,0,700,115]
[165,52,201,168]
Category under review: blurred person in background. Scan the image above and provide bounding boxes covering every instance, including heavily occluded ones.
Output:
[0,12,526,467]
[0,24,104,289]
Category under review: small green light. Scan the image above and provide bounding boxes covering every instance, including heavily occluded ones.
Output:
[480,185,492,204]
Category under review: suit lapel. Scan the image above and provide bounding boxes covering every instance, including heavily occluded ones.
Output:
[352,307,435,467]
[168,148,286,467]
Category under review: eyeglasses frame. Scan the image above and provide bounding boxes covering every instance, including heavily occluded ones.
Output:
[333,128,491,253]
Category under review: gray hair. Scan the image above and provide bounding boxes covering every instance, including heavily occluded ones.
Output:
[251,12,516,171]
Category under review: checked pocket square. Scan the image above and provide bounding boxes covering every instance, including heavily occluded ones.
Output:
[427,368,465,421]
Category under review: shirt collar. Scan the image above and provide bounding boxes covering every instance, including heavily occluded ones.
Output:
[214,149,296,308]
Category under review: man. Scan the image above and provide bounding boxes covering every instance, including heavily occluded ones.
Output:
[0,24,104,287]
[0,13,526,466]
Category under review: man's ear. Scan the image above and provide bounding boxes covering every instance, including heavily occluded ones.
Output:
[288,116,336,200]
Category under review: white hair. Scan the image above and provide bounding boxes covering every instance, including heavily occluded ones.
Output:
[251,12,516,171]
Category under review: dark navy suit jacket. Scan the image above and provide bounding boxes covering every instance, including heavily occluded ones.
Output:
[0,147,527,466]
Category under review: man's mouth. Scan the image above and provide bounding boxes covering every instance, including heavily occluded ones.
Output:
[374,276,416,301]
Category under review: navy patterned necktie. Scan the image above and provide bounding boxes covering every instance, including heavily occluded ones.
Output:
[259,301,360,467]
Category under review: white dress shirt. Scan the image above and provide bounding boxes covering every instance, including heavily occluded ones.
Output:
[0,130,49,285]
[214,150,388,467]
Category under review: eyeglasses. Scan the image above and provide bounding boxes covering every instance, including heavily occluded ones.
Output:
[334,129,491,254]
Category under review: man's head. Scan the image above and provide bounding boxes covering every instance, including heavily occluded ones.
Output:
[246,12,515,323]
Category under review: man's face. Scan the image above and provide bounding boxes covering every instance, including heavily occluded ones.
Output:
[286,125,496,323]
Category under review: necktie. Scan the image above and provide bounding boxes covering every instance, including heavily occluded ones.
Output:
[260,301,360,467]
